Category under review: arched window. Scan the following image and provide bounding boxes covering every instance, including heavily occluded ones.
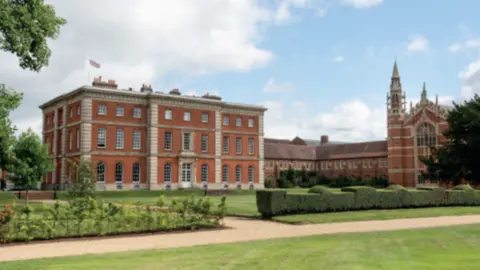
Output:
[115,163,123,183]
[132,163,140,182]
[235,165,242,183]
[417,123,436,147]
[97,162,105,182]
[164,163,171,182]
[222,165,229,182]
[201,164,208,182]
[248,166,254,183]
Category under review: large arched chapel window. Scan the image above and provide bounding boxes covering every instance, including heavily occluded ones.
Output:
[416,123,436,147]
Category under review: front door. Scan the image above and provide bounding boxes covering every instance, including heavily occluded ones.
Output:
[181,163,192,188]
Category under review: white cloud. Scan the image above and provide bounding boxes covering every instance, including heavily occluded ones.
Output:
[459,57,480,100]
[343,0,383,8]
[448,43,462,53]
[2,0,277,135]
[465,38,480,48]
[263,98,387,142]
[406,35,430,53]
[262,78,295,93]
[333,56,345,63]
[316,7,327,17]
[274,0,309,23]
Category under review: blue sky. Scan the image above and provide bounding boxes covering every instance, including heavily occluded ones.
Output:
[2,0,480,142]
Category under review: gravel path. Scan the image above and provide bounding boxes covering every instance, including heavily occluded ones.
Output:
[1,214,480,262]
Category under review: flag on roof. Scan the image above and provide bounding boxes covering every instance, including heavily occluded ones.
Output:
[89,59,101,68]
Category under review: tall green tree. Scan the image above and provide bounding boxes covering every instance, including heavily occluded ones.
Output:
[7,128,52,200]
[0,84,23,171]
[66,158,96,199]
[421,94,480,185]
[0,0,66,71]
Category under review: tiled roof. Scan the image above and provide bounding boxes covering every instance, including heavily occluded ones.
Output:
[264,139,387,160]
[264,142,317,160]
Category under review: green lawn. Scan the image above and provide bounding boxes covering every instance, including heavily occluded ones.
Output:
[274,206,480,224]
[3,225,480,270]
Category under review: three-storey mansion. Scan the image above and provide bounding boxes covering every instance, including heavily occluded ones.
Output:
[40,77,267,190]
[263,61,451,187]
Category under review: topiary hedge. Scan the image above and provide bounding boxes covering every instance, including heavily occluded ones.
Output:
[256,185,480,217]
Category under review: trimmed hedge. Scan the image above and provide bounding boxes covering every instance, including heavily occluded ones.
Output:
[256,184,480,217]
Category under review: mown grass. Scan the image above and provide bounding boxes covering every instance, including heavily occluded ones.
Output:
[3,225,480,270]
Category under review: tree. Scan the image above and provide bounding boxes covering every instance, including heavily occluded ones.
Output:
[66,158,96,199]
[7,128,52,200]
[0,0,66,71]
[420,94,480,185]
[0,84,23,171]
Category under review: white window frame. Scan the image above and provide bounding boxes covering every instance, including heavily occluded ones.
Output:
[183,132,191,151]
[133,107,141,118]
[76,128,80,149]
[69,130,72,150]
[222,165,229,182]
[235,137,242,154]
[98,104,107,115]
[164,163,171,182]
[77,105,81,116]
[223,136,229,154]
[132,163,140,183]
[248,166,254,183]
[201,112,209,123]
[236,117,242,127]
[223,116,229,126]
[165,109,172,120]
[97,162,105,182]
[183,111,191,121]
[69,108,73,118]
[248,118,254,128]
[164,131,172,151]
[116,106,124,117]
[133,130,141,150]
[116,128,124,149]
[46,116,50,125]
[248,138,254,155]
[235,165,242,183]
[115,163,123,183]
[181,163,192,183]
[97,128,106,148]
[201,134,208,152]
[201,164,208,182]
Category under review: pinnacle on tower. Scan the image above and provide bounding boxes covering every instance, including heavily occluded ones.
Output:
[421,82,427,101]
[392,60,400,78]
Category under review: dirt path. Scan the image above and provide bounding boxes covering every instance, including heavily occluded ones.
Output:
[1,214,480,262]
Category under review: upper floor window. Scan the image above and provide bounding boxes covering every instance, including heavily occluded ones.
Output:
[133,107,141,118]
[417,122,436,147]
[133,130,141,150]
[76,128,80,149]
[183,132,191,151]
[97,128,106,148]
[165,109,172,120]
[235,137,242,154]
[201,112,209,123]
[116,129,124,149]
[116,106,124,117]
[184,111,191,121]
[248,118,254,128]
[77,104,81,116]
[45,115,49,125]
[98,104,107,115]
[201,134,208,152]
[223,116,229,126]
[236,117,242,127]
[164,131,172,151]
[223,136,229,154]
[69,108,73,118]
[248,138,254,155]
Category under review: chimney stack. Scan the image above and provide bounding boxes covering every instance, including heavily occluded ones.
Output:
[320,135,329,145]
[140,84,153,93]
[169,88,181,95]
[92,76,118,89]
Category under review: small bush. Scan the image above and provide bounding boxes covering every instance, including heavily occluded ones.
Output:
[386,184,406,191]
[452,184,474,191]
[308,186,332,195]
[264,177,276,189]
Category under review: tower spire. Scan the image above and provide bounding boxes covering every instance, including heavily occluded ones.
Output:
[421,82,427,103]
[392,59,400,78]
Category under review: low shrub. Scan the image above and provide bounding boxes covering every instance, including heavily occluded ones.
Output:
[453,184,474,191]
[0,195,225,243]
[264,177,276,189]
[256,187,480,217]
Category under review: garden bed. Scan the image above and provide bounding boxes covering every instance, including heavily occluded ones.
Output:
[0,195,227,244]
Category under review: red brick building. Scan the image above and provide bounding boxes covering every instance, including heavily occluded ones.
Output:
[40,77,266,190]
[264,61,450,187]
